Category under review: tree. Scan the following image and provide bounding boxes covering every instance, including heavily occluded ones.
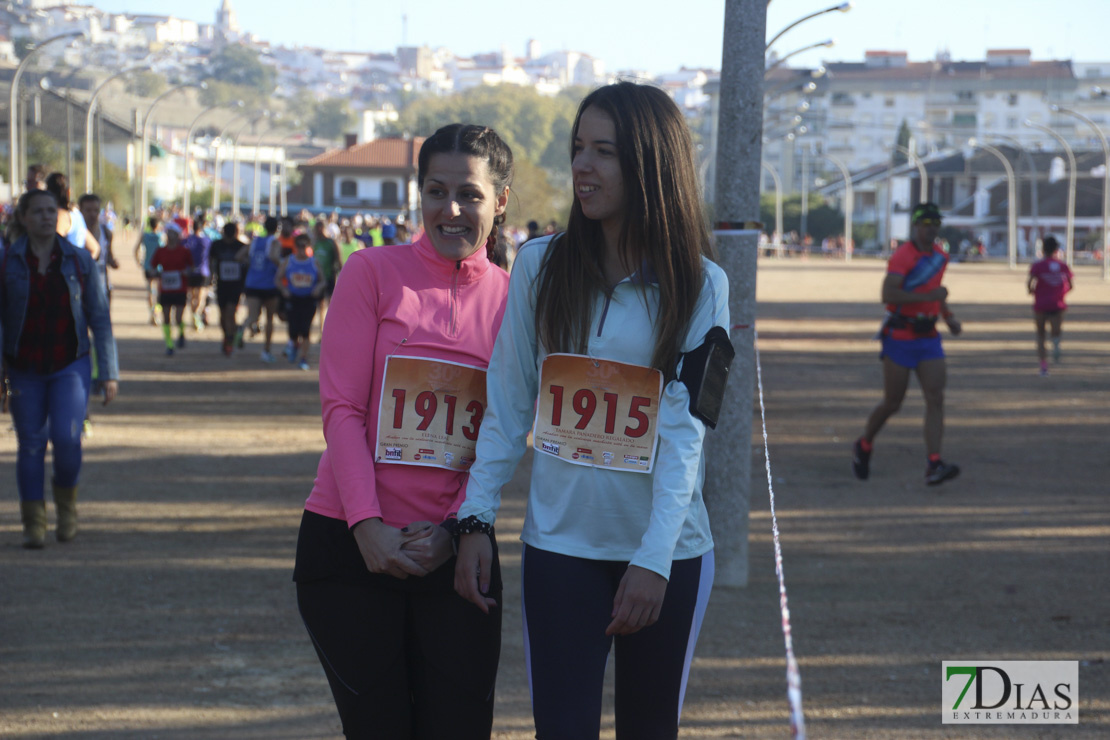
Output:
[200,80,258,108]
[285,88,318,126]
[206,44,276,94]
[392,84,579,175]
[14,37,34,62]
[27,129,65,175]
[760,193,844,242]
[505,156,569,229]
[200,44,276,108]
[310,98,353,140]
[892,119,911,166]
[132,71,167,98]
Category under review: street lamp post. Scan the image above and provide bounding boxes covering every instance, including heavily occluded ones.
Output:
[9,30,84,197]
[212,111,251,213]
[252,115,280,215]
[1052,105,1110,280]
[800,146,809,239]
[182,101,239,216]
[1025,120,1077,267]
[765,39,835,77]
[708,0,766,589]
[969,139,1018,269]
[761,161,784,256]
[231,114,264,217]
[818,152,854,262]
[40,70,82,185]
[270,128,305,216]
[893,144,928,203]
[765,1,851,51]
[764,76,818,102]
[139,82,205,219]
[84,64,147,194]
[987,133,1038,253]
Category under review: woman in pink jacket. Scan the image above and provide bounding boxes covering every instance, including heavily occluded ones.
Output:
[294,124,513,739]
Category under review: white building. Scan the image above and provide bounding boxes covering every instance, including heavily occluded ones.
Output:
[761,50,1080,194]
[124,14,200,47]
[656,68,712,112]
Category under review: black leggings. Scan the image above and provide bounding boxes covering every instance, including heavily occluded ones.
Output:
[521,545,714,740]
[294,511,502,739]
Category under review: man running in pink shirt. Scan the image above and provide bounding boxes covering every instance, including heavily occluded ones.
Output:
[1027,235,1073,376]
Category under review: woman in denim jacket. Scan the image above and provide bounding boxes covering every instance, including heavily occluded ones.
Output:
[1,189,119,548]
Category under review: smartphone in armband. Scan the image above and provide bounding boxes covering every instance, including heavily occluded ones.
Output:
[678,326,735,430]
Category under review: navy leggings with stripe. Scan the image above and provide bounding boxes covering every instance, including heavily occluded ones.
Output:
[522,545,714,740]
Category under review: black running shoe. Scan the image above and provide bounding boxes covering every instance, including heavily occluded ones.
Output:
[925,459,960,486]
[852,439,871,480]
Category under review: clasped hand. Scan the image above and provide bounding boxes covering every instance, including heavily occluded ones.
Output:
[353,518,453,579]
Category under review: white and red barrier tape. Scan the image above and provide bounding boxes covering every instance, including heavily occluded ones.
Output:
[753,327,806,739]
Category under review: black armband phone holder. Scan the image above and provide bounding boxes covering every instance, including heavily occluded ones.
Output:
[678,326,735,430]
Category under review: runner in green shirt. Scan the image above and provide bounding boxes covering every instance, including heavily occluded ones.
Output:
[312,219,342,332]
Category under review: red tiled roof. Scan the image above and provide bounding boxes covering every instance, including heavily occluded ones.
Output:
[304,137,425,169]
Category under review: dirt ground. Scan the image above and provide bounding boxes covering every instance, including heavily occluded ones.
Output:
[2,242,1108,739]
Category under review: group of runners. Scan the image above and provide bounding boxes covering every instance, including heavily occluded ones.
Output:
[132,209,357,369]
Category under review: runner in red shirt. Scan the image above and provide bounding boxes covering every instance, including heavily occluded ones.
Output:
[150,222,194,355]
[852,202,963,485]
[1026,235,1073,376]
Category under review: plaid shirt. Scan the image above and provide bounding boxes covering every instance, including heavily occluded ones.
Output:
[10,246,78,374]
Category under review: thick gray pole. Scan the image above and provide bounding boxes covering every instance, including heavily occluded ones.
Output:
[705,0,766,587]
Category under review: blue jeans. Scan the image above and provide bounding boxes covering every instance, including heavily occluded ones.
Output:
[7,355,91,501]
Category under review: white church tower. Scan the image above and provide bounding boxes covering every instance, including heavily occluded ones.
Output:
[216,0,241,39]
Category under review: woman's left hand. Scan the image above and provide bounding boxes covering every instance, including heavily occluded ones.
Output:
[606,565,668,636]
[400,520,454,573]
[102,380,118,406]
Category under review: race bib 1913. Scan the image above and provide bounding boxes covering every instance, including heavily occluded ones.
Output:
[375,356,488,472]
[533,353,662,473]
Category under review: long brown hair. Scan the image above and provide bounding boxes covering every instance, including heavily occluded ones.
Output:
[535,82,712,378]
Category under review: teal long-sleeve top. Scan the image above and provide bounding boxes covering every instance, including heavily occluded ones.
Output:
[457,234,729,580]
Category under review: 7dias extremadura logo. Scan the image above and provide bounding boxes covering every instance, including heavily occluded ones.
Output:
[942,661,1078,724]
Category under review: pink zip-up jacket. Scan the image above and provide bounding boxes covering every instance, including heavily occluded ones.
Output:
[304,232,510,529]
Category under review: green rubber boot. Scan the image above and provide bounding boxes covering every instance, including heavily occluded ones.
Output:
[20,500,47,549]
[53,485,78,543]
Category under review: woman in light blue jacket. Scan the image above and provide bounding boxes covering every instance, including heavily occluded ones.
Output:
[1,189,118,549]
[455,82,730,739]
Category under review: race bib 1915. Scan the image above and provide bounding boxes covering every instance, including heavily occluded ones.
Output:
[533,354,662,473]
[375,356,488,472]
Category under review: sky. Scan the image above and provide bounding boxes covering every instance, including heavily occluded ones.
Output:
[93,0,1108,76]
